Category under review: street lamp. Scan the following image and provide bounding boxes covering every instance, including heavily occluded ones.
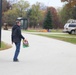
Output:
[0,0,2,47]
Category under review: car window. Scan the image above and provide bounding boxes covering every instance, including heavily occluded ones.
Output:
[69,24,76,27]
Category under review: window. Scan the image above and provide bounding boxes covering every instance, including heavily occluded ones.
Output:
[69,24,76,27]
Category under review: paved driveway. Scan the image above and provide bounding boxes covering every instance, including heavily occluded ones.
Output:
[0,30,76,75]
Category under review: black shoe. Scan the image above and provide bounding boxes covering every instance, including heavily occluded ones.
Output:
[13,59,19,62]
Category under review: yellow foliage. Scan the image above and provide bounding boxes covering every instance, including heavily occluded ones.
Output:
[61,0,76,7]
[40,29,48,32]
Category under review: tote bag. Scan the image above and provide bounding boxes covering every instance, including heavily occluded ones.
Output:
[23,40,29,48]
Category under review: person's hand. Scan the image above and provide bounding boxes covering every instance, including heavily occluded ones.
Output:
[23,39,26,41]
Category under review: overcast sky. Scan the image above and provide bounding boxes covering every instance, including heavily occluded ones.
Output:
[12,0,65,8]
[25,0,65,8]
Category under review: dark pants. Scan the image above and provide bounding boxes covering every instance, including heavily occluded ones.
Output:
[13,42,21,60]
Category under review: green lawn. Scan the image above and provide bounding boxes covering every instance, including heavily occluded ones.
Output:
[24,29,63,32]
[37,34,76,44]
[0,41,12,51]
[23,29,76,44]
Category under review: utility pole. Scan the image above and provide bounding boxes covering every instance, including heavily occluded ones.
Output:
[0,0,2,47]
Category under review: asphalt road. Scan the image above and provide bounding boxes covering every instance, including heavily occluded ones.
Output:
[0,30,76,75]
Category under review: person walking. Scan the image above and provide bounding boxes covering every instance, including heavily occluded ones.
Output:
[11,20,25,62]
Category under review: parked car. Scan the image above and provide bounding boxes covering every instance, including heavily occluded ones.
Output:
[63,19,76,34]
[63,23,76,34]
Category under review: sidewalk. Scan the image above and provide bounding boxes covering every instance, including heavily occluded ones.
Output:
[0,30,76,75]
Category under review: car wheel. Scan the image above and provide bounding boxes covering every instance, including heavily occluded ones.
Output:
[75,30,76,34]
[71,30,75,34]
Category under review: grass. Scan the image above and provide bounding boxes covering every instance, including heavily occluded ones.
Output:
[24,29,63,33]
[23,29,76,44]
[36,34,76,44]
[24,29,37,32]
[0,41,12,51]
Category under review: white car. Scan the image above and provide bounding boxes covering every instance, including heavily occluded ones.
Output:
[63,23,76,34]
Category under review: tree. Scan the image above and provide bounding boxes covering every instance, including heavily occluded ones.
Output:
[2,0,10,12]
[72,7,76,19]
[27,2,42,28]
[3,0,30,26]
[12,0,29,17]
[26,9,33,28]
[43,10,52,30]
[61,0,76,7]
[58,3,76,29]
[3,9,19,26]
[48,7,61,29]
[2,0,11,25]
[59,5,73,25]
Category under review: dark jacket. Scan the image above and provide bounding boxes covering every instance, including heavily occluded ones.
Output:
[11,25,24,43]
